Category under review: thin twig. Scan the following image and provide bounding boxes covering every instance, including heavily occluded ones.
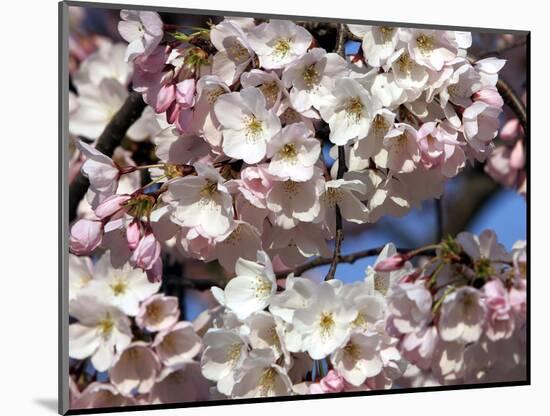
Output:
[68,91,146,222]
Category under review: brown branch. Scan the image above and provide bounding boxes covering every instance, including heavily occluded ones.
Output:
[68,91,147,222]
[277,245,433,279]
[325,24,348,281]
[496,78,527,131]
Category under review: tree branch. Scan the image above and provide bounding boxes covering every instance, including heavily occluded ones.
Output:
[325,24,348,281]
[496,78,527,131]
[277,245,434,279]
[68,91,147,222]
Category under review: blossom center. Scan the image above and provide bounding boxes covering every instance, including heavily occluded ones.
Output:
[227,40,249,62]
[146,302,162,324]
[279,143,298,163]
[98,316,114,338]
[259,81,279,105]
[344,341,361,360]
[474,257,494,279]
[380,26,395,42]
[282,180,300,198]
[200,180,218,198]
[207,87,226,104]
[324,188,343,207]
[259,367,277,394]
[110,278,128,296]
[245,116,264,143]
[254,276,273,298]
[303,64,320,88]
[352,312,368,330]
[345,97,363,123]
[372,114,389,136]
[416,34,434,55]
[319,312,335,338]
[224,225,242,246]
[397,52,413,74]
[226,342,242,364]
[273,38,292,57]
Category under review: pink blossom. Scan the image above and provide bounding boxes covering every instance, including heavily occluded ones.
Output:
[136,294,180,332]
[72,382,136,409]
[387,280,432,334]
[109,342,161,396]
[235,165,274,209]
[69,219,103,255]
[500,118,522,142]
[308,370,345,394]
[483,279,515,341]
[118,10,164,62]
[131,233,161,271]
[153,321,202,366]
[94,194,130,219]
[473,86,504,108]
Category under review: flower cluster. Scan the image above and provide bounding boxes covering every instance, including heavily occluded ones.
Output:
[382,230,527,386]
[66,8,527,409]
[68,253,209,408]
[200,248,407,397]
[69,12,508,280]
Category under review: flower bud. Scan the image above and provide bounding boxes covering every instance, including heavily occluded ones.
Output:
[154,83,176,113]
[131,233,161,271]
[126,220,141,250]
[175,79,195,108]
[69,219,103,255]
[94,194,130,219]
[374,254,406,272]
[510,139,525,170]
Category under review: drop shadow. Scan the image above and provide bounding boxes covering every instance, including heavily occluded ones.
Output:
[34,398,58,413]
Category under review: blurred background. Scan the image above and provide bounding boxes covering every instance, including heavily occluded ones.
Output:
[67,6,528,321]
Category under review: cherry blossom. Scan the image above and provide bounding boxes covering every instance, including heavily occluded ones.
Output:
[118,10,163,61]
[247,20,312,69]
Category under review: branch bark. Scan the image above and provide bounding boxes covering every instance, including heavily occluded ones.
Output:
[68,91,147,222]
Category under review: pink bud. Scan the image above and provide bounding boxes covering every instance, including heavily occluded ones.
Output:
[69,219,103,255]
[319,370,345,393]
[146,257,163,283]
[175,79,195,108]
[131,233,161,271]
[126,220,141,250]
[154,83,176,113]
[473,87,503,108]
[500,119,520,142]
[509,140,525,170]
[374,254,406,272]
[94,194,130,219]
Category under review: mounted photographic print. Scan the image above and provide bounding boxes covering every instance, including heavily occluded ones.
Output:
[59,1,530,414]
